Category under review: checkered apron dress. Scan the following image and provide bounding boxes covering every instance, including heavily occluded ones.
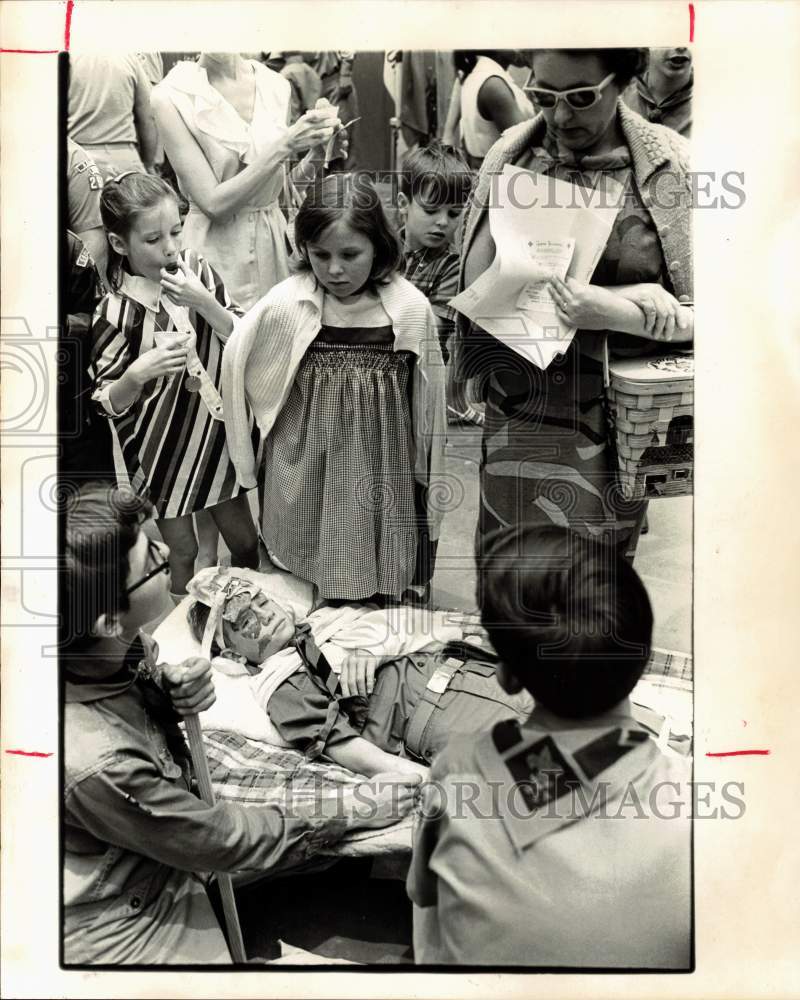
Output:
[262,325,418,601]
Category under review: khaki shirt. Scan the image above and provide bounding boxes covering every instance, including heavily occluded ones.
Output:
[68,54,153,146]
[408,704,692,967]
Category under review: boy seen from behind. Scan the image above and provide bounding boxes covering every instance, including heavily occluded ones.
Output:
[408,524,691,968]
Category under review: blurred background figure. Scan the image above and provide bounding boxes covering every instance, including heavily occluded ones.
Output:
[151,52,341,569]
[623,47,692,136]
[136,52,167,174]
[63,230,115,484]
[456,50,534,168]
[66,137,108,286]
[307,51,358,169]
[267,51,323,124]
[68,54,160,179]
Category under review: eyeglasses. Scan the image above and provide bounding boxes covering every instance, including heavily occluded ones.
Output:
[126,537,170,595]
[524,72,616,111]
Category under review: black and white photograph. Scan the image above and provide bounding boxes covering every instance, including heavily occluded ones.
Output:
[1,2,799,997]
[59,43,694,969]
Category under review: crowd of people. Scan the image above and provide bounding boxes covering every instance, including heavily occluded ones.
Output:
[63,47,693,968]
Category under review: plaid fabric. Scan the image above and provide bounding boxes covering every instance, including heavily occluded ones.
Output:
[646,647,693,682]
[402,238,459,363]
[202,730,414,856]
[262,336,418,601]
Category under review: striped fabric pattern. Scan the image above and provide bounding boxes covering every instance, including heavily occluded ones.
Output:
[89,249,255,518]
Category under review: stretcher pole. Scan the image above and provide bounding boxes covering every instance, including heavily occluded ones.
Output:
[184,713,247,963]
[191,602,248,962]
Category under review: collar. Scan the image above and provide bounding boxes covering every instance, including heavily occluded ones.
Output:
[636,72,693,109]
[119,272,162,313]
[400,226,452,262]
[478,702,659,852]
[496,98,675,185]
[462,98,683,265]
[64,639,143,704]
[523,698,637,733]
[293,271,411,325]
[530,132,632,172]
[160,59,278,164]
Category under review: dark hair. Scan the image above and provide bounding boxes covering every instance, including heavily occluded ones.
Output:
[99,172,180,290]
[530,48,648,90]
[62,483,153,656]
[453,50,516,78]
[400,139,474,205]
[292,173,402,286]
[478,525,653,719]
[187,600,219,653]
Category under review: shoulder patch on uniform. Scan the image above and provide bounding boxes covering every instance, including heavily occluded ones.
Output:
[572,727,649,781]
[504,735,582,812]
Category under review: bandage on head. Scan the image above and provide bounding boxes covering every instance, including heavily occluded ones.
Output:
[187,568,295,665]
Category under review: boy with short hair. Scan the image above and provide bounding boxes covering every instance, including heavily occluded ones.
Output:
[407,524,691,968]
[398,140,482,426]
[62,483,420,965]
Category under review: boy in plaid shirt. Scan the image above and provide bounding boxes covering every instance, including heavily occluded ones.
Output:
[398,141,483,425]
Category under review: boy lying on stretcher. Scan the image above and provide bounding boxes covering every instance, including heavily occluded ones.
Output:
[184,567,533,778]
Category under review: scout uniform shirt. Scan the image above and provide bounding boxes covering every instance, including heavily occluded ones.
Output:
[63,641,348,964]
[407,702,692,968]
[623,74,693,137]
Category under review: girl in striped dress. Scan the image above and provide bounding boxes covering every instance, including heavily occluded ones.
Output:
[89,172,259,598]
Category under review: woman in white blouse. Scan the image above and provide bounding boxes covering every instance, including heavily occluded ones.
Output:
[152,53,344,567]
[151,52,343,311]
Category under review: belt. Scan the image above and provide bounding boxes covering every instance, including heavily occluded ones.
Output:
[404,655,464,759]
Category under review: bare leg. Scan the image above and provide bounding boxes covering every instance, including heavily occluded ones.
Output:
[328,735,429,779]
[207,493,259,570]
[195,509,219,570]
[155,514,198,596]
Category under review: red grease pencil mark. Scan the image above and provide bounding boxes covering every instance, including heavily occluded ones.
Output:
[65,0,74,51]
[689,3,695,42]
[706,749,770,758]
[0,1,74,54]
[5,749,54,758]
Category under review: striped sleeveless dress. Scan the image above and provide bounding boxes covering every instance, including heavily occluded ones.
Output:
[89,249,257,519]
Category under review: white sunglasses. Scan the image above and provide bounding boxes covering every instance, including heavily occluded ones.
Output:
[524,72,616,110]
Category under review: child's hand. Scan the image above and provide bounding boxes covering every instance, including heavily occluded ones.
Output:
[343,772,423,829]
[128,340,189,385]
[160,258,209,312]
[339,648,382,699]
[162,656,216,716]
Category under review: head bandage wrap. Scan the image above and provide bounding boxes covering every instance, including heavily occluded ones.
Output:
[187,567,296,666]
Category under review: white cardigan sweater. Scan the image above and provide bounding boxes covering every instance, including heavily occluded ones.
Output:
[221,271,448,536]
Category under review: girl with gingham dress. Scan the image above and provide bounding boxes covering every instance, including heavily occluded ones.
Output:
[222,174,447,603]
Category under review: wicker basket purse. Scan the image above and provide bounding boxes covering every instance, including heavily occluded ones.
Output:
[603,342,694,501]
